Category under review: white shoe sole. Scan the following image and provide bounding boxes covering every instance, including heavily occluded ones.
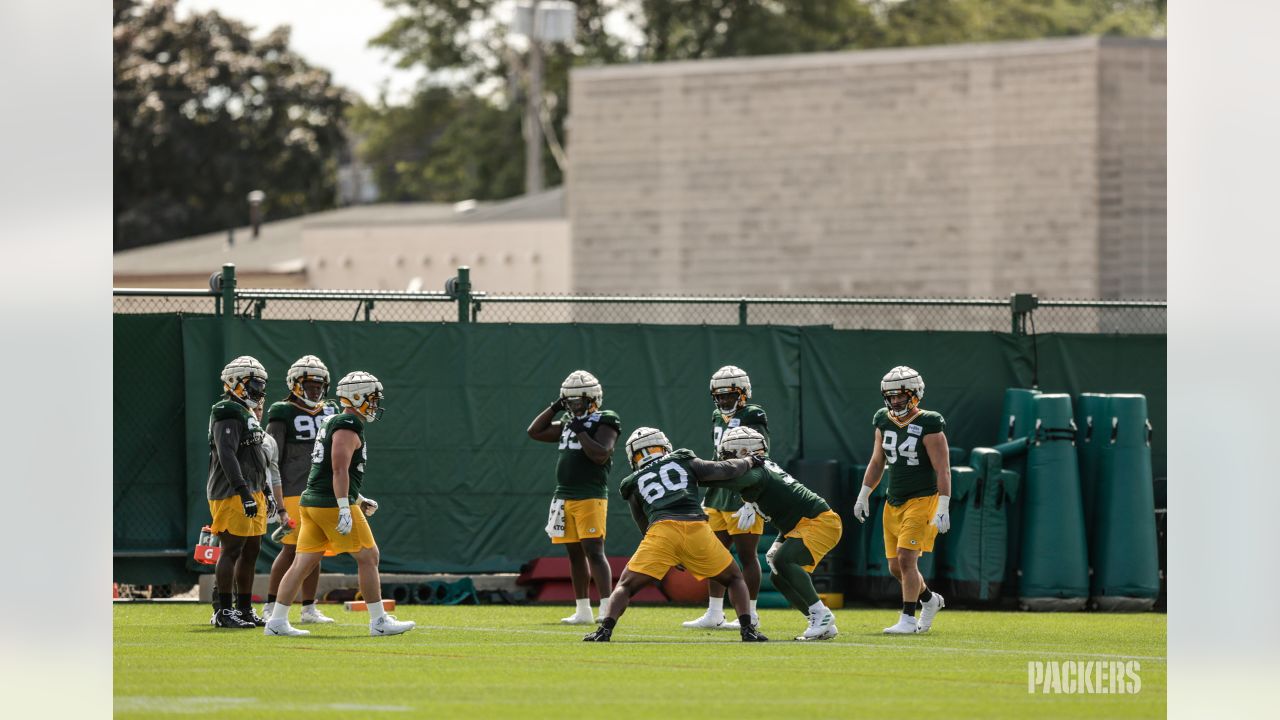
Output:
[264,624,309,637]
[796,626,838,641]
[371,623,415,636]
[681,617,726,629]
[561,616,595,625]
[918,595,945,632]
[883,626,918,634]
[298,615,335,624]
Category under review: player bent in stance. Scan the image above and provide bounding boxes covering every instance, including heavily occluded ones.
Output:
[527,371,621,625]
[265,372,414,637]
[711,427,844,641]
[687,365,769,630]
[262,355,338,625]
[207,356,271,628]
[584,427,767,643]
[853,366,951,634]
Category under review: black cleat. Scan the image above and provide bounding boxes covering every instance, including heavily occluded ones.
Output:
[213,608,255,629]
[582,626,613,642]
[237,608,267,627]
[740,624,769,642]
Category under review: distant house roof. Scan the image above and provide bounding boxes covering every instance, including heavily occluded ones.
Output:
[112,187,566,276]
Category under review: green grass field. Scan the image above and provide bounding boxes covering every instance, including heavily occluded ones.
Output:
[114,604,1165,719]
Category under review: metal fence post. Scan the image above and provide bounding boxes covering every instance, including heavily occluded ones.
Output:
[738,299,748,326]
[455,266,471,324]
[1010,293,1038,335]
[220,263,237,358]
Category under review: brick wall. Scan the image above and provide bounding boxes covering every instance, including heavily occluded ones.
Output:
[568,37,1165,300]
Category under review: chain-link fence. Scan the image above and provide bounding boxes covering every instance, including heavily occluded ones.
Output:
[115,286,1166,334]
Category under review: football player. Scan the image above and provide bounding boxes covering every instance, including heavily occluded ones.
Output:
[853,366,951,634]
[526,371,621,624]
[265,372,415,637]
[206,356,271,628]
[261,355,339,625]
[685,365,769,630]
[583,427,767,643]
[708,426,844,641]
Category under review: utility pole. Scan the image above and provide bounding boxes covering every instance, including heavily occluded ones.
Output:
[524,0,544,195]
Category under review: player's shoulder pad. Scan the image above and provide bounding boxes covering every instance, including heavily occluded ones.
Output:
[265,401,292,422]
[592,409,621,428]
[210,399,249,423]
[918,409,946,432]
[742,404,768,424]
[872,407,889,426]
[328,413,362,431]
[666,448,696,462]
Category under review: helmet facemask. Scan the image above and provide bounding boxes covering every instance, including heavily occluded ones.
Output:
[564,395,596,419]
[232,376,268,409]
[713,389,744,417]
[882,389,919,418]
[631,445,668,470]
[292,377,328,409]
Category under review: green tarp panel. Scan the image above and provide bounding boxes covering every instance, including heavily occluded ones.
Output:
[1091,394,1160,610]
[1019,394,1089,610]
[178,319,803,574]
[114,315,189,556]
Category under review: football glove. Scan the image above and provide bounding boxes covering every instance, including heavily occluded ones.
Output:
[358,495,379,517]
[853,484,873,523]
[567,417,590,434]
[336,499,353,535]
[265,492,278,519]
[732,502,760,531]
[237,487,258,518]
[931,495,951,534]
[748,454,765,468]
[549,397,567,413]
[764,540,783,573]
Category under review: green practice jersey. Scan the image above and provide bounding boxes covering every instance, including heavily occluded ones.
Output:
[618,449,707,524]
[301,412,367,507]
[873,407,946,505]
[206,398,266,500]
[711,458,829,536]
[266,399,340,496]
[705,404,770,511]
[553,409,621,500]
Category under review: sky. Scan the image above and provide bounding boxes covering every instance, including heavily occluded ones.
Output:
[178,0,644,104]
[179,0,424,103]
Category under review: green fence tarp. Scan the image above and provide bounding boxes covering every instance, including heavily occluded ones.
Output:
[114,317,1166,583]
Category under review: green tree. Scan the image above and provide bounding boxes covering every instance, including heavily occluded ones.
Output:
[114,0,351,250]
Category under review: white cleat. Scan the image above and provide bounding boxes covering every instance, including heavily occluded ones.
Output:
[561,611,595,625]
[264,620,310,637]
[299,605,336,624]
[261,602,274,621]
[682,611,729,629]
[796,610,838,641]
[917,593,945,632]
[370,614,416,636]
[883,614,919,634]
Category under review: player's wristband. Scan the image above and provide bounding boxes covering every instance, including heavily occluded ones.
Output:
[336,497,351,510]
[936,495,950,514]
[856,484,873,504]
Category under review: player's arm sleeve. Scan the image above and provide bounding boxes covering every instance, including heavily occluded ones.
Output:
[266,419,286,456]
[212,418,247,490]
[627,493,649,533]
[689,457,754,486]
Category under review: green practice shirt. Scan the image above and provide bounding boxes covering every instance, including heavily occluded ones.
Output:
[301,412,367,507]
[710,458,829,536]
[618,449,708,524]
[705,404,769,511]
[266,399,340,496]
[553,409,621,500]
[873,407,946,505]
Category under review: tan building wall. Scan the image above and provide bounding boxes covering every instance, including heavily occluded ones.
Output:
[301,218,571,298]
[568,36,1165,301]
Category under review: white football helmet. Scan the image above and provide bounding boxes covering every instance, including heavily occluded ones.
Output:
[718,426,768,460]
[336,371,385,423]
[287,355,330,409]
[560,370,603,418]
[881,365,925,418]
[221,356,269,410]
[625,426,673,470]
[710,365,752,417]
